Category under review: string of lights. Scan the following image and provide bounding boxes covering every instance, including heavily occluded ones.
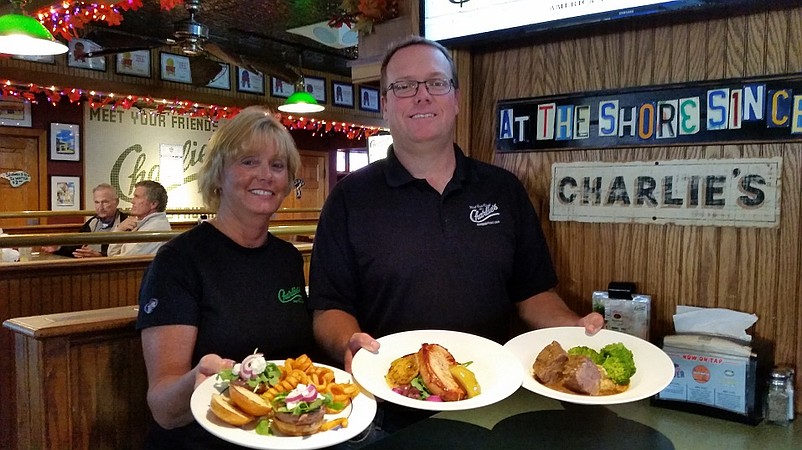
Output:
[1,79,385,140]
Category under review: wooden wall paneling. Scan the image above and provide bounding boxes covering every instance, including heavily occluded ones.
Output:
[670,22,690,82]
[586,34,605,90]
[718,146,744,309]
[653,25,673,85]
[14,335,34,447]
[473,49,502,164]
[746,10,768,76]
[784,142,802,377]
[69,334,147,449]
[775,143,800,365]
[765,8,790,74]
[701,16,727,309]
[573,37,596,303]
[528,40,547,97]
[757,143,782,353]
[788,8,802,71]
[720,15,749,314]
[45,337,73,446]
[7,309,148,450]
[551,39,579,303]
[602,32,620,88]
[542,41,561,95]
[758,13,786,346]
[634,27,655,86]
[687,21,707,80]
[726,15,748,77]
[452,49,472,157]
[706,17,727,80]
[619,27,638,86]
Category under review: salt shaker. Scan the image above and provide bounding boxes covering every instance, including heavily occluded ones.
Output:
[779,366,795,421]
[765,368,791,425]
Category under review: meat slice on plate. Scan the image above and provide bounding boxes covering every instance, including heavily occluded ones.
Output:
[561,355,601,395]
[417,343,466,401]
[532,340,569,384]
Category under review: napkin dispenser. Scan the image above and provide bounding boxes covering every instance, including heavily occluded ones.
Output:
[651,334,773,425]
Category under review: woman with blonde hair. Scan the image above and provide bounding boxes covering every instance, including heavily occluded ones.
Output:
[136,106,316,449]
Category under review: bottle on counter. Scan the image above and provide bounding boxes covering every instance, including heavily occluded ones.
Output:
[765,367,792,425]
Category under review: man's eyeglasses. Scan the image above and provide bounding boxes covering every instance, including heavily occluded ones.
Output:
[385,78,454,98]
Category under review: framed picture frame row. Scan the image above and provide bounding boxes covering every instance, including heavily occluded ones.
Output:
[18,42,384,112]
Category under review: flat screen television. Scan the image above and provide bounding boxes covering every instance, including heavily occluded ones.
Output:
[420,0,764,48]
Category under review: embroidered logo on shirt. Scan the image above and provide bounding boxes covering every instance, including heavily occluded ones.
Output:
[144,298,159,314]
[278,286,304,304]
[469,203,501,226]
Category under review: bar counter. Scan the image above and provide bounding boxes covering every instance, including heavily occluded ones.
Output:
[365,389,800,449]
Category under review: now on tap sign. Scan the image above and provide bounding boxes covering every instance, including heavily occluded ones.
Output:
[549,158,782,228]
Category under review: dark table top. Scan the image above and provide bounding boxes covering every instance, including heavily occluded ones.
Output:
[362,389,800,450]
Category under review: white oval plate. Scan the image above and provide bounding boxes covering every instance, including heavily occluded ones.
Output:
[351,329,524,411]
[503,327,674,405]
[190,362,377,450]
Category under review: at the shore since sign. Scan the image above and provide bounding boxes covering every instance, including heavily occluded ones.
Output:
[550,158,782,228]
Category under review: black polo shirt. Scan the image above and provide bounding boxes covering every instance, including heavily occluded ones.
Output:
[308,145,557,344]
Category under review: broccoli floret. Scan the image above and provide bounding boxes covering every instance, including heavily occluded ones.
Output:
[567,346,603,365]
[600,343,636,384]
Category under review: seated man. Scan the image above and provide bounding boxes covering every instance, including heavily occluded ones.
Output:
[42,183,128,258]
[107,180,171,257]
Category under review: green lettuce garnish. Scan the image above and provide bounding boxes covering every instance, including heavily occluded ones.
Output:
[217,362,282,390]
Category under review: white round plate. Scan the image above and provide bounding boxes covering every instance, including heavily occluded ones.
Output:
[190,362,377,450]
[503,327,674,405]
[350,329,524,411]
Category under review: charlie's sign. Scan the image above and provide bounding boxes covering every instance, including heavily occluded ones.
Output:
[84,106,219,208]
[550,158,782,228]
[498,76,802,151]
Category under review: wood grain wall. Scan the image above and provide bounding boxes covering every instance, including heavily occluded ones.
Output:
[466,7,801,409]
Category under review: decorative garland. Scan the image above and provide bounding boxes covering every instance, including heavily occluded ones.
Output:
[1,80,384,140]
[329,0,399,35]
[35,1,184,40]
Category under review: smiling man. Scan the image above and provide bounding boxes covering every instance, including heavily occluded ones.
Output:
[308,36,603,443]
[107,180,171,256]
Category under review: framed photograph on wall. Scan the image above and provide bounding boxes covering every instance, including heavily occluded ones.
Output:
[332,81,354,108]
[270,77,295,98]
[360,86,380,112]
[237,67,265,94]
[0,96,32,127]
[50,176,81,211]
[160,52,192,84]
[67,39,106,71]
[205,63,231,90]
[304,76,326,103]
[115,50,151,78]
[12,54,56,64]
[50,123,81,161]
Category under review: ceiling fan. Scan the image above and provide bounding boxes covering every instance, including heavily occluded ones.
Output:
[81,0,301,87]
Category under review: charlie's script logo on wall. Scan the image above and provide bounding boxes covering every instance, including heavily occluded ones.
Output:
[84,106,218,207]
[497,75,802,152]
[550,158,782,228]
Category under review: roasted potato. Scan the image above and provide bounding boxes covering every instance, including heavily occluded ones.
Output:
[385,352,419,387]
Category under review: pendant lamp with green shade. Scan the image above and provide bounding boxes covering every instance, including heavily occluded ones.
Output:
[0,13,68,56]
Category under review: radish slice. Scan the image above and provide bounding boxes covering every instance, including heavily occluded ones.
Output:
[285,384,319,405]
[239,353,266,380]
